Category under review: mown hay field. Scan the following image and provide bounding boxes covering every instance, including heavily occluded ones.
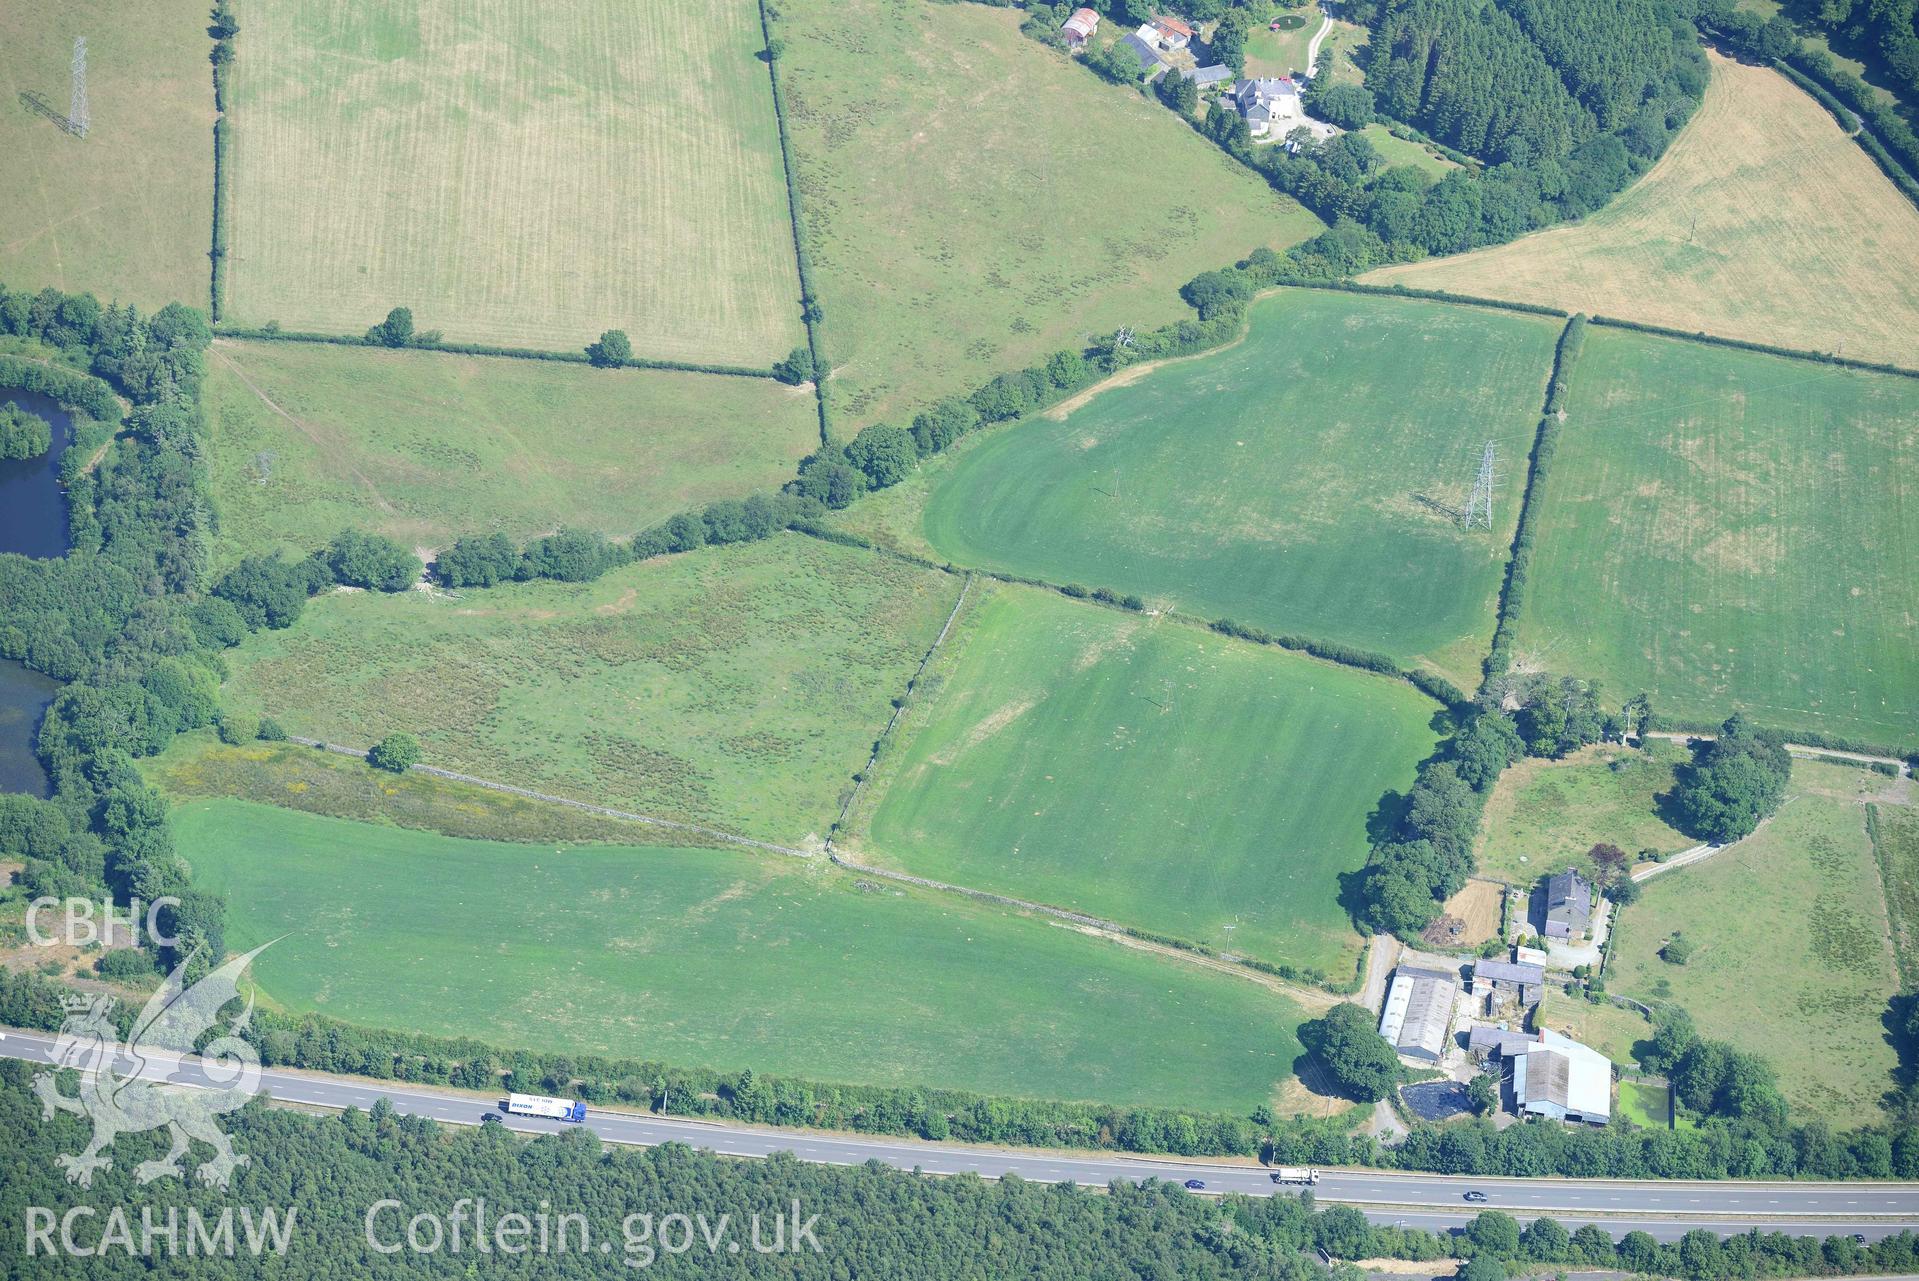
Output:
[181,798,1312,1111]
[852,582,1440,977]
[0,0,213,311]
[781,0,1322,427]
[1364,55,1919,368]
[1515,327,1919,748]
[216,535,961,847]
[921,289,1562,688]
[1473,741,1693,886]
[225,0,802,363]
[1610,765,1903,1124]
[205,339,818,564]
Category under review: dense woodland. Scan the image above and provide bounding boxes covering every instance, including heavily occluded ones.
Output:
[5,1064,1919,1279]
[1787,0,1919,107]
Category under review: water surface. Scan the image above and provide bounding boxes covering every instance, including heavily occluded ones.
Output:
[0,658,58,797]
[0,386,74,559]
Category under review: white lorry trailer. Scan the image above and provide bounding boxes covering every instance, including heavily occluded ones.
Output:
[504,1092,588,1123]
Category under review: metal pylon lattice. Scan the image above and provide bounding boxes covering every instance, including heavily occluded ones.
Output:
[69,37,90,137]
[1465,439,1496,530]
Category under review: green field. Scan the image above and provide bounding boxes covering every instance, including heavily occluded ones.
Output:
[1474,742,1693,886]
[205,339,818,563]
[1357,124,1459,178]
[216,535,960,846]
[225,0,802,362]
[0,0,213,311]
[1243,9,1320,80]
[781,0,1322,426]
[143,733,720,849]
[1870,800,1919,987]
[1516,327,1919,748]
[853,583,1440,975]
[180,798,1311,1111]
[1610,769,1902,1124]
[921,290,1563,687]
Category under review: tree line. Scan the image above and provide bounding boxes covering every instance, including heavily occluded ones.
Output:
[6,1062,1919,1279]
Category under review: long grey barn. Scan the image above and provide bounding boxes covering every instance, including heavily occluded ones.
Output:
[1377,966,1457,1062]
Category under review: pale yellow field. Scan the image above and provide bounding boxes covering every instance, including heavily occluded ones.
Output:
[225,0,803,363]
[1365,54,1919,366]
[782,0,1323,427]
[0,0,213,311]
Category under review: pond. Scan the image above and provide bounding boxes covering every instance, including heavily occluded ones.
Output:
[0,386,74,559]
[0,658,59,798]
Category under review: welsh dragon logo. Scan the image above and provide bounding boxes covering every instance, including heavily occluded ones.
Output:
[34,942,274,1189]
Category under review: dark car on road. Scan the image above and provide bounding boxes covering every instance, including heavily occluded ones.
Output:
[1184,1180,1206,1191]
[1463,1190,1489,1203]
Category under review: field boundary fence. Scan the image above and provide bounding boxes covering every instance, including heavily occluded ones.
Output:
[825,571,974,845]
[754,0,832,444]
[281,736,814,860]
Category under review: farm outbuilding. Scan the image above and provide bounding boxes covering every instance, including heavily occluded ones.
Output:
[1510,1028,1612,1124]
[1472,957,1546,1007]
[1467,1024,1535,1058]
[1181,64,1234,89]
[1377,965,1458,1063]
[1060,8,1100,49]
[1150,15,1194,47]
[1123,31,1169,74]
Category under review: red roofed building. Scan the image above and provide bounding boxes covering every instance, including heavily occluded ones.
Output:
[1150,14,1194,48]
[1061,7,1100,49]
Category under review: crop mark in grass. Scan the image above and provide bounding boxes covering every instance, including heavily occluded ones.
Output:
[923,289,1562,688]
[1516,327,1919,746]
[184,798,1312,1111]
[854,581,1440,975]
[214,346,396,514]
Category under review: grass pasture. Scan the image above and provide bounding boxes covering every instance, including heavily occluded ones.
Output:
[205,339,818,563]
[142,732,720,849]
[1364,55,1919,369]
[853,583,1441,976]
[1243,9,1320,80]
[921,289,1562,686]
[780,0,1322,426]
[216,535,961,847]
[1357,125,1459,178]
[1473,742,1693,886]
[1870,801,1919,987]
[1531,994,1653,1067]
[0,0,213,311]
[225,0,802,363]
[1515,326,1919,748]
[1610,770,1902,1124]
[180,798,1312,1111]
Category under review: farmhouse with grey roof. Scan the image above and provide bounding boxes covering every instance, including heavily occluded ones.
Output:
[1543,870,1594,940]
